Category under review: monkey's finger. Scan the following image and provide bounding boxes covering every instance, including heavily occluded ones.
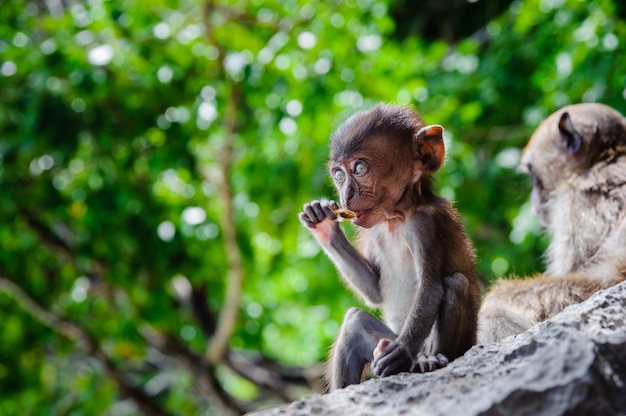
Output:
[413,354,427,373]
[413,353,443,373]
[435,353,449,367]
[371,353,387,375]
[372,345,410,377]
[372,342,399,366]
[414,354,433,373]
[329,200,340,210]
[298,212,316,228]
[375,355,411,377]
[321,203,337,220]
[310,201,327,222]
[304,202,324,222]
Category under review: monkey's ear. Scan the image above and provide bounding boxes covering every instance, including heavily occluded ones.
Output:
[415,125,445,172]
[558,111,583,155]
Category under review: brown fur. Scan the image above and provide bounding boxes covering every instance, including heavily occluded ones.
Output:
[300,104,479,390]
[478,103,626,344]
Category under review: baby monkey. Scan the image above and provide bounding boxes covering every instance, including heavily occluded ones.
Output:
[479,103,626,343]
[299,104,480,391]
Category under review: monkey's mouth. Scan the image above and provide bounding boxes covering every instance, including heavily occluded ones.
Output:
[349,209,370,224]
[352,210,378,228]
[344,205,373,225]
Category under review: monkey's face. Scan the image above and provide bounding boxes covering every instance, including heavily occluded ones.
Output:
[519,114,563,226]
[330,137,415,228]
[328,104,445,228]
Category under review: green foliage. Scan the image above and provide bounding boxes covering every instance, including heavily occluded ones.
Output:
[1,0,626,413]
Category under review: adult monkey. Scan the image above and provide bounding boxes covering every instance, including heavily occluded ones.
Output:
[299,104,480,391]
[479,103,626,344]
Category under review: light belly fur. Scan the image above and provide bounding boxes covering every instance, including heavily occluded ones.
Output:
[378,238,420,334]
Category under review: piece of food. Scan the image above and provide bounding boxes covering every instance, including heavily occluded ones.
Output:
[334,208,357,221]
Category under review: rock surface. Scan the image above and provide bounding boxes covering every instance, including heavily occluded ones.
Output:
[253,281,626,416]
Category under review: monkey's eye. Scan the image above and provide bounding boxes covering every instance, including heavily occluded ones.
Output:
[353,160,369,176]
[333,169,345,183]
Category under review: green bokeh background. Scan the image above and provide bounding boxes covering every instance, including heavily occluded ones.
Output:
[1,0,625,414]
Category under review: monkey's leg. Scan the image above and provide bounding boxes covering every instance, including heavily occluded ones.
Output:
[477,295,532,344]
[328,307,396,391]
[476,277,560,344]
[414,273,476,372]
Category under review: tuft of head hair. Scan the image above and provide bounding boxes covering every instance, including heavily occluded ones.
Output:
[329,104,425,163]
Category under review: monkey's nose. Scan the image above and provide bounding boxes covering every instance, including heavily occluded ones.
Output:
[341,181,357,207]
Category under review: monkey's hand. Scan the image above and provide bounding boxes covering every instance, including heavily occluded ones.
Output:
[371,339,412,377]
[410,352,449,373]
[299,200,342,246]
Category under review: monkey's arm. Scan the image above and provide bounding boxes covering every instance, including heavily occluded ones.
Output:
[299,200,383,305]
[398,277,444,353]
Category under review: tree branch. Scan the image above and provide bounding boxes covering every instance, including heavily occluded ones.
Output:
[140,325,246,415]
[203,0,246,366]
[22,210,74,263]
[205,85,245,365]
[20,210,248,412]
[0,277,172,416]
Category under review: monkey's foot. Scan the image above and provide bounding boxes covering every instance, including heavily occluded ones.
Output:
[371,340,412,377]
[410,352,449,373]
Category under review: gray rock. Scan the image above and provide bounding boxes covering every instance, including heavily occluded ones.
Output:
[252,281,626,416]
